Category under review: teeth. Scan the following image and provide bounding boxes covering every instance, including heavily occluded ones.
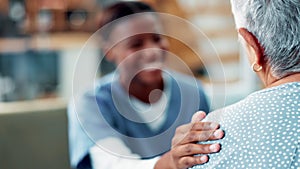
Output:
[142,62,163,69]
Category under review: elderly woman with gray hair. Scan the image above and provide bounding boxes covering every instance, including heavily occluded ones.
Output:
[164,0,300,168]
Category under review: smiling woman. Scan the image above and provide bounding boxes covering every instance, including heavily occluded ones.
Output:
[67,1,219,169]
[102,14,169,103]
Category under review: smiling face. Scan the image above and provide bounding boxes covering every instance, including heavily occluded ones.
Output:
[104,13,170,86]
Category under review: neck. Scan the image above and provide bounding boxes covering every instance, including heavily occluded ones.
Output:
[120,77,164,103]
[265,73,300,88]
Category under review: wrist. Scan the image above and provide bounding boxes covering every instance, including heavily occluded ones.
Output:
[154,152,175,169]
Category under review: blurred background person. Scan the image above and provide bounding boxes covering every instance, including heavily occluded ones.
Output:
[68,1,221,169]
[0,0,253,169]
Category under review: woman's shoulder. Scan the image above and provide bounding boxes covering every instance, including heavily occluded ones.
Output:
[196,82,300,169]
[205,81,300,123]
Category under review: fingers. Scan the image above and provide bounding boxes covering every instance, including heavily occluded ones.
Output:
[175,121,219,135]
[172,123,224,146]
[191,111,206,123]
[211,129,224,140]
[172,143,221,169]
[168,111,224,169]
[177,155,209,169]
[173,143,221,157]
[177,129,224,145]
[191,122,220,131]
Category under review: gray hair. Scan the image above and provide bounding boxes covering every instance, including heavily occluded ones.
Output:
[231,0,300,78]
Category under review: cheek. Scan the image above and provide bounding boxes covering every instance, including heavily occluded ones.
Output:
[114,48,133,64]
[117,53,140,71]
[162,39,170,51]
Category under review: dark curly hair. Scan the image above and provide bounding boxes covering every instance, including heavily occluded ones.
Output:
[98,1,156,40]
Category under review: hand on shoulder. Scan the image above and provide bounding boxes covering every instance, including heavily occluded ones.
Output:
[154,111,224,169]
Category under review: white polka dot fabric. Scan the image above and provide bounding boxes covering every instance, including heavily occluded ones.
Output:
[192,82,300,169]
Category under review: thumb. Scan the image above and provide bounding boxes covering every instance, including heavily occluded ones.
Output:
[191,111,206,123]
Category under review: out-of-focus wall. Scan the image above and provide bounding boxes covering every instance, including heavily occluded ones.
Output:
[0,0,100,102]
[177,0,260,109]
[0,1,99,168]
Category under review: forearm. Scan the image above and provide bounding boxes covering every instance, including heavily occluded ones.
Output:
[90,137,159,169]
[154,152,175,169]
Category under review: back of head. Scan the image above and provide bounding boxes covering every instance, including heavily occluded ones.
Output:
[98,1,156,40]
[231,0,300,78]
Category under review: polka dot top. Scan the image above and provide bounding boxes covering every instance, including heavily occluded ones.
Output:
[192,82,300,169]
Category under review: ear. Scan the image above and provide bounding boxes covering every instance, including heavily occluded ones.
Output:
[238,28,264,65]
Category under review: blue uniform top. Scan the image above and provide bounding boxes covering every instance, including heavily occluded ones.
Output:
[68,70,209,168]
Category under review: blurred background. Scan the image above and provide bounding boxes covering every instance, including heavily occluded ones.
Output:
[0,0,261,169]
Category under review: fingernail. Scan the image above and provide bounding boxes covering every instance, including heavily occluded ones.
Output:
[214,129,223,138]
[200,155,208,162]
[196,111,206,120]
[209,143,220,152]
